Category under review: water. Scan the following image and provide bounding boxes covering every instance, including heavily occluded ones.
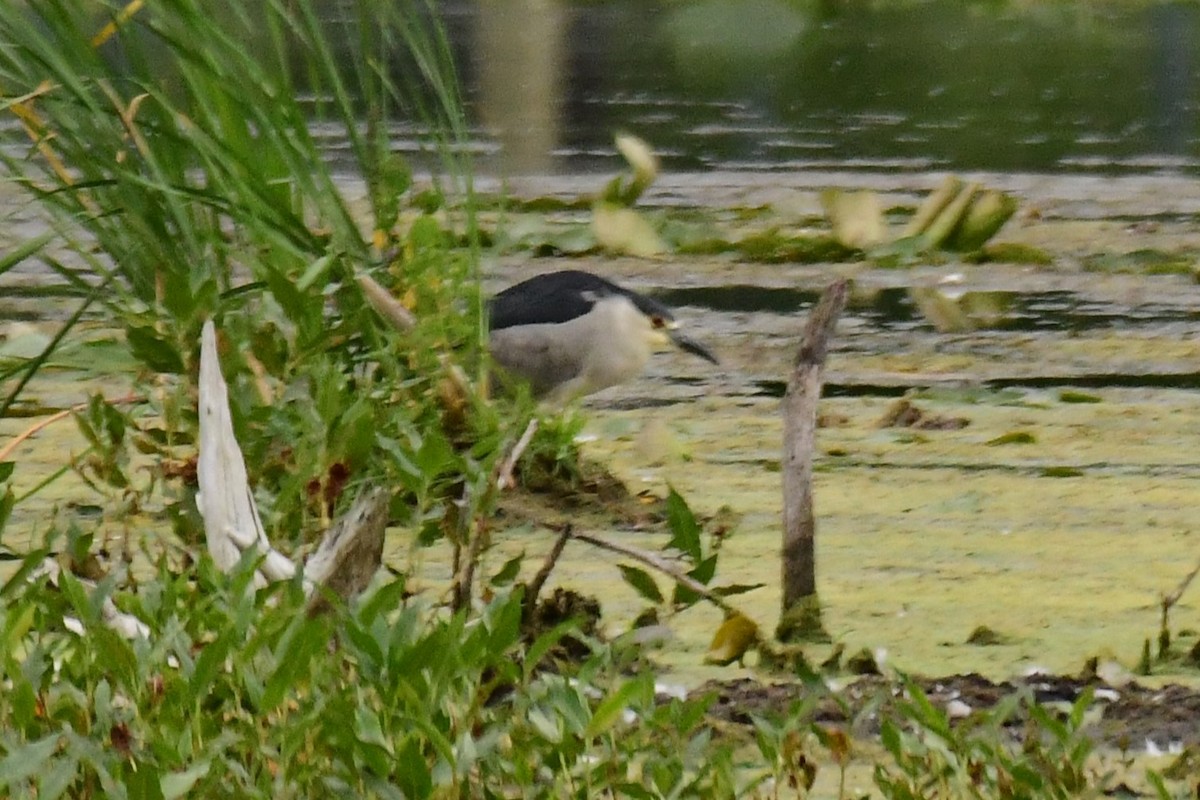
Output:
[655,284,1200,335]
[438,0,1200,177]
[7,2,1196,177]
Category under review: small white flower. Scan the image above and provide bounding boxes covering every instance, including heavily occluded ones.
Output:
[946,700,972,719]
[654,682,688,701]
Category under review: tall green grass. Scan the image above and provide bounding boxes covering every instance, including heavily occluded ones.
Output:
[0,0,493,539]
[0,0,478,391]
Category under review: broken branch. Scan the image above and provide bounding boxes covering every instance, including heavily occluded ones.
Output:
[572,529,738,616]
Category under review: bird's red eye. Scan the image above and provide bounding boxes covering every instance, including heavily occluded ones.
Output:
[651,316,666,329]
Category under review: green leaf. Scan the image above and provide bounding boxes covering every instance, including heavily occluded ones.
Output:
[0,461,15,482]
[371,154,411,232]
[489,552,523,586]
[161,762,210,800]
[879,718,904,759]
[585,674,653,739]
[524,619,578,680]
[414,429,455,478]
[125,326,185,374]
[3,602,36,657]
[1145,770,1172,800]
[1068,686,1094,729]
[528,708,561,743]
[1059,390,1101,404]
[0,231,55,277]
[295,252,338,292]
[665,487,702,562]
[261,264,320,334]
[1,548,50,599]
[330,397,376,465]
[611,784,655,800]
[0,486,13,537]
[985,430,1035,446]
[190,626,235,697]
[355,708,394,776]
[713,582,766,597]
[486,590,524,653]
[618,564,663,604]
[592,202,667,257]
[10,673,36,729]
[0,732,61,785]
[408,215,447,250]
[674,554,718,606]
[127,760,166,800]
[357,578,408,627]
[37,754,78,800]
[261,617,330,712]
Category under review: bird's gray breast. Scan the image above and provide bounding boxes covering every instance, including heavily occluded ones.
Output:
[489,319,591,397]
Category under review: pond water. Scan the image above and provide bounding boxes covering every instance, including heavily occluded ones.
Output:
[430,0,1200,177]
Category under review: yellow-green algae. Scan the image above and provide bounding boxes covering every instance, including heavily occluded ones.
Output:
[514,381,1200,690]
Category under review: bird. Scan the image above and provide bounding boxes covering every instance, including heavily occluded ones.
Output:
[487,270,718,402]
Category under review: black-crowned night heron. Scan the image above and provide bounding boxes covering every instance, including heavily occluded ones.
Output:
[488,270,718,402]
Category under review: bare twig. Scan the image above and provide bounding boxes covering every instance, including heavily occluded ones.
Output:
[449,486,494,613]
[357,272,416,332]
[571,529,738,616]
[524,524,572,619]
[1164,557,1200,610]
[453,416,542,610]
[497,418,538,490]
[1157,557,1200,658]
[0,393,141,462]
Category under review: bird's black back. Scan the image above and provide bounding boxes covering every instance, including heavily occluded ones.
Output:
[487,270,673,331]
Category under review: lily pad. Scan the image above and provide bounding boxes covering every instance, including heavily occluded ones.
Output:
[592,203,667,257]
[985,431,1036,446]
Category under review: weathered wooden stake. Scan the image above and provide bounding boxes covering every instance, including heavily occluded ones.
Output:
[777,279,848,643]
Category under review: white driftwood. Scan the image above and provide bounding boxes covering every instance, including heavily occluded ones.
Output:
[305,485,390,613]
[196,320,295,584]
[197,319,389,605]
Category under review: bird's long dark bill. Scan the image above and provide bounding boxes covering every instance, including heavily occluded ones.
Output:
[669,330,719,364]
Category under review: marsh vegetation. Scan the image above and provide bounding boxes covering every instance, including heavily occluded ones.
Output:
[3,1,1200,798]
